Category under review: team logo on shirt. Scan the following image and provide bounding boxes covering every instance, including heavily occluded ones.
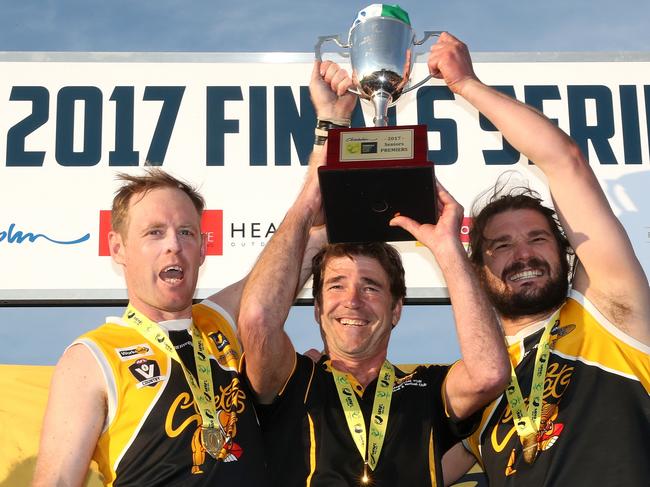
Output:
[115,343,154,361]
[393,371,427,392]
[166,377,247,473]
[505,403,565,476]
[209,331,239,371]
[550,322,576,345]
[210,331,230,352]
[129,358,165,388]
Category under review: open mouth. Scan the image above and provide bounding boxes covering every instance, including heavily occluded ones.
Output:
[160,265,184,284]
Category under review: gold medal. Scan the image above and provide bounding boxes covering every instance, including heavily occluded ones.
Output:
[521,432,539,464]
[123,306,229,463]
[360,462,371,484]
[201,426,225,459]
[503,309,562,466]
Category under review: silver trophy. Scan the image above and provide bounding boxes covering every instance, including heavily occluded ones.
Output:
[315,6,440,126]
[315,5,439,244]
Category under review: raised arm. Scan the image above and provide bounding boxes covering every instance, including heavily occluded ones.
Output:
[206,60,355,330]
[390,183,510,420]
[205,276,248,324]
[428,32,650,344]
[205,232,326,328]
[33,345,106,487]
[238,61,356,403]
[238,148,324,403]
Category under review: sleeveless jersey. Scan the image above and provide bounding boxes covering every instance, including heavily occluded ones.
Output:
[464,290,650,487]
[74,300,267,486]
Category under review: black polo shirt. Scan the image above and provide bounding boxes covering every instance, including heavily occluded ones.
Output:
[257,354,479,487]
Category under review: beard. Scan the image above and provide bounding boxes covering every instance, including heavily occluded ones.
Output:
[480,257,569,320]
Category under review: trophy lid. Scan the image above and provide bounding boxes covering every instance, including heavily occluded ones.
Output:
[351,4,411,29]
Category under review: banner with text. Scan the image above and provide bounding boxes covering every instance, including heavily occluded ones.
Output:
[1,53,648,301]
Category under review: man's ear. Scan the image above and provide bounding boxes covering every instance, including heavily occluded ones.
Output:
[391,299,403,329]
[109,230,126,265]
[314,300,322,325]
[199,233,207,266]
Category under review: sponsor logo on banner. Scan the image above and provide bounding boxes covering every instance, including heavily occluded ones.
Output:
[115,343,154,361]
[0,222,89,246]
[98,209,223,256]
[129,358,164,388]
[228,220,278,248]
[201,210,223,256]
[460,216,471,246]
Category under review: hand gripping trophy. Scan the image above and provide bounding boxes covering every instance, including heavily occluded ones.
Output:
[316,4,442,243]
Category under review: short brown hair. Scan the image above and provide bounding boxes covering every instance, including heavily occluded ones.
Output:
[111,168,205,237]
[311,242,406,307]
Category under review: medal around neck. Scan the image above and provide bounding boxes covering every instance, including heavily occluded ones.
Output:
[521,432,539,464]
[332,360,395,479]
[315,4,441,243]
[504,309,561,465]
[122,305,227,460]
[201,426,226,460]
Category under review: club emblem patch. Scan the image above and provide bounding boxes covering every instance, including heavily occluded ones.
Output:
[129,358,164,388]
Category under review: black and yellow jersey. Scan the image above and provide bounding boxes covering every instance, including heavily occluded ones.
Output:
[74,300,268,486]
[464,290,650,487]
[258,354,479,487]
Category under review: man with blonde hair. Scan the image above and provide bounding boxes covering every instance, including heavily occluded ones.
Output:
[34,169,268,486]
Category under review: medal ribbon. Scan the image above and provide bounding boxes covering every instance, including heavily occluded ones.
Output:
[332,360,394,471]
[504,308,561,442]
[122,304,218,430]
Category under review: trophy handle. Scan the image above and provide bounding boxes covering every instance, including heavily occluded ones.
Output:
[402,30,444,95]
[413,30,443,46]
[314,35,363,97]
[314,35,350,61]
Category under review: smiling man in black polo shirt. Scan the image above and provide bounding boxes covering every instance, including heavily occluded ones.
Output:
[237,60,510,486]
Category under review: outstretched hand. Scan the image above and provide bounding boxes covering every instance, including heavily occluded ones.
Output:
[310,60,357,121]
[389,181,464,253]
[427,32,479,96]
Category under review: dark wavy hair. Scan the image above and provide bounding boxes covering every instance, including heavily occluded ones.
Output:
[468,176,575,275]
[311,242,406,308]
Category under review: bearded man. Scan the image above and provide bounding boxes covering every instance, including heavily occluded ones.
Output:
[432,33,650,487]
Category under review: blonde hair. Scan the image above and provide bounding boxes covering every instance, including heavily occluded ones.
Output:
[111,168,205,236]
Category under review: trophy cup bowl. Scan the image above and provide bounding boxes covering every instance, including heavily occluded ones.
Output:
[316,7,440,126]
[349,15,413,126]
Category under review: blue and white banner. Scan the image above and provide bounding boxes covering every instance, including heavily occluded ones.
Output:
[1,52,648,301]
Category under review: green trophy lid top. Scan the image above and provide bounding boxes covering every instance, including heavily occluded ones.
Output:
[352,4,411,27]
